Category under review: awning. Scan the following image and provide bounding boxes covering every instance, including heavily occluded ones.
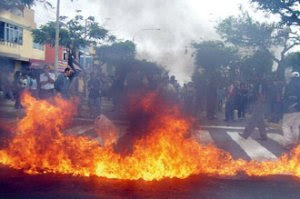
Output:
[30,59,49,69]
[0,52,29,62]
[30,59,70,72]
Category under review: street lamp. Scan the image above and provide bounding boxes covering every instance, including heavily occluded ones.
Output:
[132,28,161,42]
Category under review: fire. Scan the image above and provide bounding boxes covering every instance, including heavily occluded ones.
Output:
[0,92,299,181]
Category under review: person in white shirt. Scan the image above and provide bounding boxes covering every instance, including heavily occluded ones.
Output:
[39,65,55,99]
[28,72,38,98]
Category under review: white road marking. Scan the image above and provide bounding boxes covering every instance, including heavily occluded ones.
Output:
[193,130,214,145]
[267,133,288,146]
[202,125,276,130]
[227,131,277,161]
[66,125,94,135]
[203,125,245,130]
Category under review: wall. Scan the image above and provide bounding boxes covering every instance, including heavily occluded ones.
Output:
[0,7,45,61]
[44,44,64,65]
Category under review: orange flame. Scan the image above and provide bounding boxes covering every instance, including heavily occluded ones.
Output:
[0,92,299,181]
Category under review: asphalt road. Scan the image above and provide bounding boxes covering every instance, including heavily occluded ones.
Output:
[67,122,288,162]
[0,167,300,199]
[0,99,298,198]
[0,123,299,199]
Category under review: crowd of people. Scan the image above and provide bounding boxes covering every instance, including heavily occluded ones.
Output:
[0,65,181,116]
[179,77,286,124]
[179,72,300,149]
[1,65,300,149]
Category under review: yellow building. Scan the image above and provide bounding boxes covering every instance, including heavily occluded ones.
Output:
[0,7,45,73]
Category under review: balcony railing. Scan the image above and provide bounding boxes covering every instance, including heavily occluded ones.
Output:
[0,39,22,48]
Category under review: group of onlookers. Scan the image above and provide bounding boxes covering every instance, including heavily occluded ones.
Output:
[0,65,74,108]
[1,65,300,149]
[179,72,300,149]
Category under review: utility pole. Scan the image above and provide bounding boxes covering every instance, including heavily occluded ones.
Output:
[54,0,60,75]
[83,19,88,69]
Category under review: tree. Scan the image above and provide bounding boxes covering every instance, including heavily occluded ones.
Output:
[282,52,300,72]
[94,40,136,76]
[32,12,114,70]
[217,12,300,79]
[216,13,275,50]
[95,41,165,80]
[250,0,300,26]
[0,0,52,10]
[95,40,136,65]
[240,49,274,80]
[192,40,238,81]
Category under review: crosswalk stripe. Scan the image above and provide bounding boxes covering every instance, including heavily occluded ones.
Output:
[226,131,277,161]
[267,133,288,146]
[203,125,245,130]
[202,125,276,130]
[193,130,214,145]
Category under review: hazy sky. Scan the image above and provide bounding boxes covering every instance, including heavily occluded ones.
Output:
[35,0,257,83]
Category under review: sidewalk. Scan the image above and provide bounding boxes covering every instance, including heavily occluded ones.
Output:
[0,100,25,123]
[0,98,125,132]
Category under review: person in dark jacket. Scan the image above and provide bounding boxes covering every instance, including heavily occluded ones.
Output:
[55,68,72,99]
[13,71,23,109]
[282,72,300,149]
[206,77,217,120]
[236,83,248,120]
[224,83,235,122]
[240,93,267,140]
[88,72,101,118]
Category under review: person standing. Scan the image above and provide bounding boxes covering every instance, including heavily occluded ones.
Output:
[1,72,14,100]
[183,82,196,116]
[28,72,38,98]
[217,86,225,112]
[240,93,268,140]
[224,83,235,122]
[39,65,55,99]
[237,83,248,120]
[111,74,124,111]
[87,72,101,118]
[206,78,217,120]
[282,72,300,149]
[54,68,72,99]
[69,71,86,116]
[13,71,22,109]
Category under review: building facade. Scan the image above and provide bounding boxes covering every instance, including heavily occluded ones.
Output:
[0,7,45,73]
[30,44,68,72]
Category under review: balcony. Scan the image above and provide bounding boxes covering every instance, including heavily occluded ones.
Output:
[0,39,22,48]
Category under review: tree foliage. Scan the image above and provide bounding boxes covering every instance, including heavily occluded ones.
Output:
[250,0,300,26]
[282,52,300,72]
[217,12,300,79]
[32,12,113,69]
[33,13,111,47]
[192,41,237,73]
[95,40,136,65]
[94,40,165,81]
[217,13,275,49]
[240,49,274,79]
[0,0,52,10]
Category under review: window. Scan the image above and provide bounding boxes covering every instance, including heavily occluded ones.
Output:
[0,22,4,41]
[33,42,44,50]
[1,22,23,45]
